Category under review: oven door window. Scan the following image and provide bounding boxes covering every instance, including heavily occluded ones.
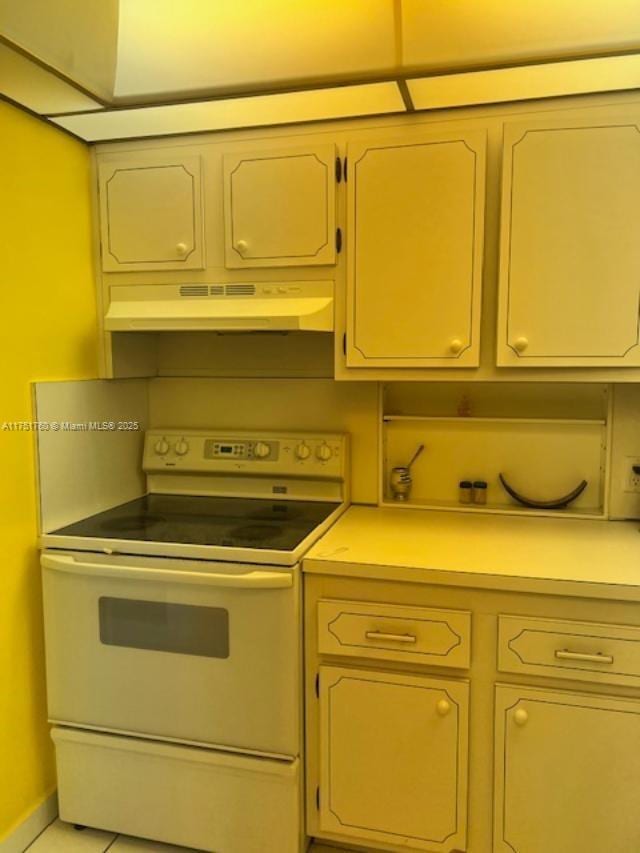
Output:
[99,597,229,658]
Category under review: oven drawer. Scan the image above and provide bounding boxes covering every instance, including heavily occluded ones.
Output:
[52,727,300,853]
[318,599,471,668]
[498,615,640,687]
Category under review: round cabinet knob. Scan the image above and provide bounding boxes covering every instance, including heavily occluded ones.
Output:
[154,438,170,456]
[436,699,452,717]
[235,239,249,255]
[176,242,188,256]
[254,441,270,459]
[514,707,529,727]
[449,338,464,355]
[174,438,189,456]
[513,336,529,353]
[316,443,332,462]
[295,442,311,461]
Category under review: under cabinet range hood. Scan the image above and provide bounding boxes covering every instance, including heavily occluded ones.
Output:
[105,281,334,332]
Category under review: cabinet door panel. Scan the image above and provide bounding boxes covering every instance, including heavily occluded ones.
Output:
[346,130,486,368]
[320,665,468,851]
[495,684,640,853]
[99,158,204,272]
[224,145,336,268]
[497,117,640,367]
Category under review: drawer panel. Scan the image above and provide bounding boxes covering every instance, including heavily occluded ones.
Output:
[318,599,471,669]
[499,615,640,687]
[52,726,300,853]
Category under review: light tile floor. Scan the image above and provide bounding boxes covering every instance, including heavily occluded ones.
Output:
[25,819,201,852]
[27,819,354,852]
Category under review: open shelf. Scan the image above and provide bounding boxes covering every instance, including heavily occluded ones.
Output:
[383,415,606,426]
[380,499,606,521]
[380,382,611,519]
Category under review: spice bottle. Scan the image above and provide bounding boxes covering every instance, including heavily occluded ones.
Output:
[473,480,488,505]
[459,480,473,504]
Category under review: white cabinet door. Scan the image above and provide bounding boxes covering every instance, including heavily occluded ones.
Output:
[495,685,640,853]
[98,157,204,272]
[319,665,468,851]
[346,129,486,368]
[224,145,336,268]
[497,116,640,367]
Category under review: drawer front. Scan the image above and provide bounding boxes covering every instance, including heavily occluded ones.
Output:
[53,727,300,853]
[499,615,640,687]
[318,599,471,669]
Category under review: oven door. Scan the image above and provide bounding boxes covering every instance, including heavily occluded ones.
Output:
[42,551,300,757]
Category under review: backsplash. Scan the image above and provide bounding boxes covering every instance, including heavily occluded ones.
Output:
[147,377,379,505]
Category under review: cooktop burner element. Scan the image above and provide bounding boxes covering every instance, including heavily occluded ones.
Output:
[100,514,168,533]
[51,494,338,551]
[227,524,282,541]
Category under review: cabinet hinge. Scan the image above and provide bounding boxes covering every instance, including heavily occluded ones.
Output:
[343,157,348,181]
[316,786,320,810]
[335,156,342,183]
[336,227,342,254]
[315,673,320,697]
[342,333,347,356]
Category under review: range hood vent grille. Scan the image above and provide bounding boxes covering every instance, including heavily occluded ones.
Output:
[225,284,256,296]
[179,284,258,298]
[179,285,208,297]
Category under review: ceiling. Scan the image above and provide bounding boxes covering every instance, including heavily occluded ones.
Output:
[1,0,640,142]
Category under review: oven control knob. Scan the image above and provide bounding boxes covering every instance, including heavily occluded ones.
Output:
[254,441,270,459]
[295,442,311,460]
[175,438,190,456]
[316,443,332,462]
[154,438,170,456]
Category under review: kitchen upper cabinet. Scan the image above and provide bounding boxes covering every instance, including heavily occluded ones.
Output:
[495,685,640,853]
[223,144,337,268]
[319,665,468,851]
[345,129,486,369]
[497,116,640,367]
[98,157,204,272]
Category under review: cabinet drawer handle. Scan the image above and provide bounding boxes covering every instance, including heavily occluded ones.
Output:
[555,649,614,665]
[176,242,188,256]
[365,630,417,644]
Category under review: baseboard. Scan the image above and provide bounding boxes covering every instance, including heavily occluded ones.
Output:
[0,792,58,853]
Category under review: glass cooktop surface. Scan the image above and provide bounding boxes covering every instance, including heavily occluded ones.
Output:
[51,494,338,551]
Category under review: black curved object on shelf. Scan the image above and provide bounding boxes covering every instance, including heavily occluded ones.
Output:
[498,473,588,510]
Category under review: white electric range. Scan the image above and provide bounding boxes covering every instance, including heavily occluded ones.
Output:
[40,429,349,853]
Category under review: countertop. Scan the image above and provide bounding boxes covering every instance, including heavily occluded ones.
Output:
[303,506,640,601]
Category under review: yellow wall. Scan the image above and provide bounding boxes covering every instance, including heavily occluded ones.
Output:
[0,101,97,839]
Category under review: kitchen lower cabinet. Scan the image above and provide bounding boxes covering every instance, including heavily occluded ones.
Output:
[494,684,640,853]
[319,665,468,852]
[345,129,486,369]
[305,559,640,853]
[223,144,337,268]
[497,115,640,368]
[98,157,204,272]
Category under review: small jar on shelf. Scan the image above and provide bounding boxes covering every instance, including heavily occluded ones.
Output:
[473,481,488,505]
[458,481,473,504]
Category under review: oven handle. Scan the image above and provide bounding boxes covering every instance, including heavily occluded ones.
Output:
[41,554,293,589]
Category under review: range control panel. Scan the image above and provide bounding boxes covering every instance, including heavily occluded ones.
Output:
[204,439,279,462]
[143,430,347,479]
